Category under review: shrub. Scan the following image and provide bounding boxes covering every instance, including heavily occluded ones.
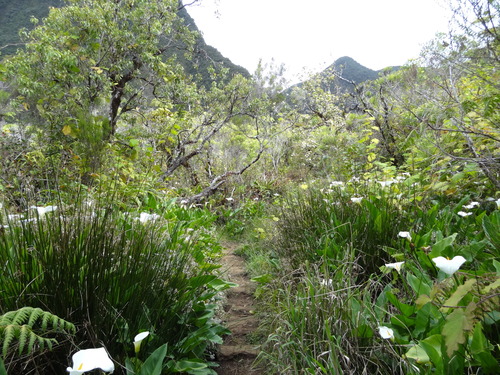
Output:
[0,198,226,374]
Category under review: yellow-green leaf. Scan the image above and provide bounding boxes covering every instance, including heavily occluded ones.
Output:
[440,278,476,313]
[62,125,73,136]
[442,304,474,356]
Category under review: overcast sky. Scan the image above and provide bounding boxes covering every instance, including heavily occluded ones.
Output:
[187,0,453,83]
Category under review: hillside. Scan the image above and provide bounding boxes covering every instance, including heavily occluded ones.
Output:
[290,56,398,95]
[0,0,249,85]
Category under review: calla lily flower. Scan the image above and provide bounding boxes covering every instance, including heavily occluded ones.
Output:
[30,205,57,216]
[320,279,333,287]
[432,256,466,276]
[330,181,344,187]
[377,180,396,187]
[457,211,472,217]
[351,197,363,203]
[378,326,394,339]
[385,261,404,273]
[66,347,114,375]
[463,201,480,209]
[133,331,150,353]
[139,212,160,223]
[398,231,412,240]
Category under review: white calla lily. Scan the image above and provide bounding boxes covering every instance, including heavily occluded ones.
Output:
[378,326,394,340]
[133,331,150,353]
[463,201,480,209]
[432,256,466,276]
[30,205,57,216]
[66,347,114,375]
[139,212,160,223]
[457,211,472,217]
[398,231,412,241]
[385,261,404,273]
[377,180,396,187]
[351,197,363,203]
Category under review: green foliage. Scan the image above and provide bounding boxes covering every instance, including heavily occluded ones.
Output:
[0,195,226,373]
[0,307,75,357]
[255,179,499,374]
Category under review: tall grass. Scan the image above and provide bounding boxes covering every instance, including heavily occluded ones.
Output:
[256,184,499,374]
[0,197,224,374]
[275,187,414,277]
[257,256,411,374]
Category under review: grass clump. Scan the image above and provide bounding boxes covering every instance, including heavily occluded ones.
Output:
[253,183,499,374]
[0,196,227,374]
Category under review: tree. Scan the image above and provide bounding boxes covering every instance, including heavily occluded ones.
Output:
[5,0,196,146]
[2,0,291,201]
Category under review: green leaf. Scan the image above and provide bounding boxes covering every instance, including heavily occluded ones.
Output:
[171,358,208,372]
[415,294,432,309]
[482,278,500,294]
[386,291,414,316]
[406,272,431,296]
[414,303,439,337]
[440,278,476,313]
[430,233,457,258]
[251,274,272,284]
[442,304,474,356]
[493,260,500,275]
[139,343,168,375]
[0,357,7,375]
[483,213,500,249]
[419,334,444,374]
[405,344,430,364]
[207,278,238,292]
[470,322,500,373]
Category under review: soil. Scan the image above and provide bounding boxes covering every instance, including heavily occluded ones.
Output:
[215,242,264,375]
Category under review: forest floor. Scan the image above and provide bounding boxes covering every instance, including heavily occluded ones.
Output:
[215,242,264,375]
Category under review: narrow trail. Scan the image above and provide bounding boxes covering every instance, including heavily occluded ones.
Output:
[216,242,264,375]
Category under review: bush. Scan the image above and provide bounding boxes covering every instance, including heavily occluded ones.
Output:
[0,197,227,374]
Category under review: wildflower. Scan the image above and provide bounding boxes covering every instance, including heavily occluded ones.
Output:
[463,202,480,209]
[385,261,404,273]
[378,326,394,339]
[457,211,472,217]
[398,231,412,241]
[139,212,160,223]
[330,181,344,187]
[133,331,150,353]
[432,256,466,276]
[377,180,396,187]
[320,279,333,287]
[66,347,114,375]
[351,197,363,203]
[226,197,234,202]
[300,183,308,190]
[30,205,57,216]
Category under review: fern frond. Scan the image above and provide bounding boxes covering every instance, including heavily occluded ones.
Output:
[0,307,75,358]
[27,308,44,328]
[1,326,16,358]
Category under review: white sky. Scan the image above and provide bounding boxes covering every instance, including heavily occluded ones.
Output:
[187,0,453,83]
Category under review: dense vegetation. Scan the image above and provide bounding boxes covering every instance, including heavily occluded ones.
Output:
[0,0,498,374]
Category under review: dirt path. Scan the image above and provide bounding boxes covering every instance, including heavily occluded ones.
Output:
[216,242,264,375]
